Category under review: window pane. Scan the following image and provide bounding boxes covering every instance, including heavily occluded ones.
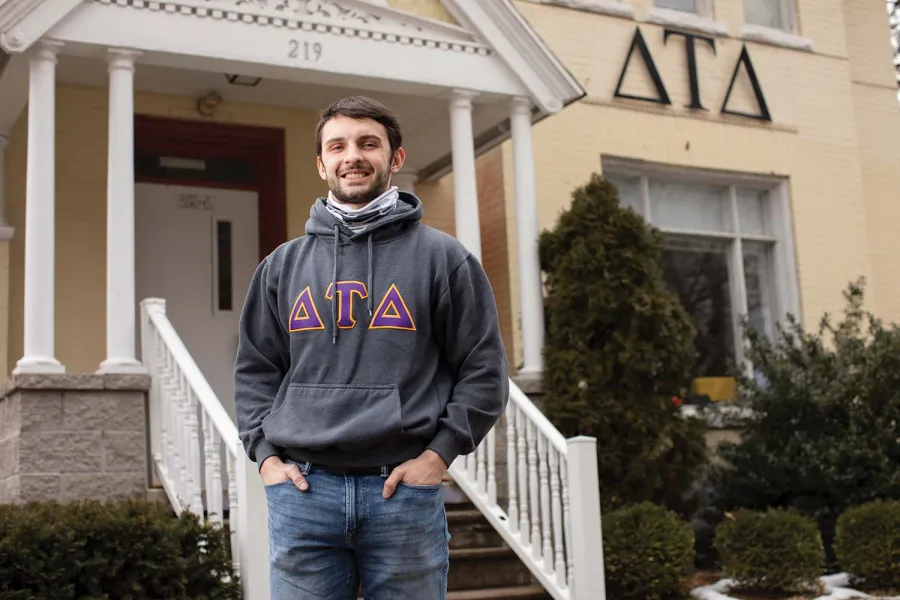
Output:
[743,241,777,340]
[650,180,730,233]
[745,0,785,29]
[607,175,642,214]
[216,220,232,312]
[661,237,735,378]
[737,188,768,236]
[656,0,697,13]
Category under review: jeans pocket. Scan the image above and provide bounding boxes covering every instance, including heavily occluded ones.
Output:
[262,383,402,452]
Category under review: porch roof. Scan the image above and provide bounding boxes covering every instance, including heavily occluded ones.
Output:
[0,0,585,179]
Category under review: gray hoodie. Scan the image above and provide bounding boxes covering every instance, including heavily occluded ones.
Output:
[234,191,509,469]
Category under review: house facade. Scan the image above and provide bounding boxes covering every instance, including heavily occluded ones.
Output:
[0,0,897,597]
[481,0,900,404]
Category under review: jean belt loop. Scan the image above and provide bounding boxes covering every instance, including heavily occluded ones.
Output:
[380,465,389,478]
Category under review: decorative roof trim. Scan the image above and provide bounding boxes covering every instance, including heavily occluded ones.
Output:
[441,0,584,114]
[92,0,492,55]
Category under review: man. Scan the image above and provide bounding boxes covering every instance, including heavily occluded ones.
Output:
[234,95,509,600]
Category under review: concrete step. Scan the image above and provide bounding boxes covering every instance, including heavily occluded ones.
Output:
[447,508,506,549]
[446,585,552,599]
[448,546,537,591]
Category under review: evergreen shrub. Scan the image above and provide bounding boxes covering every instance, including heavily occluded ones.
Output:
[713,508,824,595]
[0,499,240,600]
[603,502,695,600]
[834,499,900,590]
[537,173,708,512]
[714,280,900,559]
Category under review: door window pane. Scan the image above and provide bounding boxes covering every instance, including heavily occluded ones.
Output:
[743,241,777,340]
[737,189,768,236]
[650,180,730,233]
[607,175,642,214]
[656,0,698,13]
[745,0,785,29]
[661,237,735,377]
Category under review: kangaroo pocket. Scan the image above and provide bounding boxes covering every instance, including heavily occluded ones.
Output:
[262,383,402,453]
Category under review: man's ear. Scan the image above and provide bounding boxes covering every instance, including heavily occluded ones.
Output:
[390,147,406,173]
[316,156,327,180]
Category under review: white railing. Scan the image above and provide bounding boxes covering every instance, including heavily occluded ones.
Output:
[447,381,606,600]
[140,298,269,599]
[140,296,602,599]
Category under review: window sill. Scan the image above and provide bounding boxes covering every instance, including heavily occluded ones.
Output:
[740,23,814,52]
[644,7,728,37]
[524,0,635,20]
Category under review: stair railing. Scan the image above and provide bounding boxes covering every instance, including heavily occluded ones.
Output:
[447,380,606,600]
[140,298,270,598]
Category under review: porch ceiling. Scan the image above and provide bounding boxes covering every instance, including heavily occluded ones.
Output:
[54,53,516,180]
[0,0,585,179]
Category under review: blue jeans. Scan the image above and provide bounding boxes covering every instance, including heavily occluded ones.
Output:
[264,462,450,600]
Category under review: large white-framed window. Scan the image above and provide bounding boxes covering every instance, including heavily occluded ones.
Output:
[603,158,801,394]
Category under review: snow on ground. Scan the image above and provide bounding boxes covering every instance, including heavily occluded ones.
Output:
[691,573,900,600]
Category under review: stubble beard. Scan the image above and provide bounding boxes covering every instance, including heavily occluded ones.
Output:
[328,166,391,207]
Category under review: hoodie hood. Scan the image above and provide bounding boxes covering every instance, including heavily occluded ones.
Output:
[304,191,424,343]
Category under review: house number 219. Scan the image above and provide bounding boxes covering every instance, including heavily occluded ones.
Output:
[288,39,323,62]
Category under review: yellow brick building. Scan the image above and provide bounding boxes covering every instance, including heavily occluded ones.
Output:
[493,0,900,397]
[0,0,897,392]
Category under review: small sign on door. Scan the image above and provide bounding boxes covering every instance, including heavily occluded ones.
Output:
[178,193,214,210]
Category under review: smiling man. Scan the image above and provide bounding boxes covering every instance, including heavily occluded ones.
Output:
[234,95,509,600]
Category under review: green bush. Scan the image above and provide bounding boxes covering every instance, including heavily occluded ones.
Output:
[714,508,824,594]
[714,280,900,561]
[603,502,695,600]
[538,173,709,513]
[835,499,900,590]
[0,499,240,600]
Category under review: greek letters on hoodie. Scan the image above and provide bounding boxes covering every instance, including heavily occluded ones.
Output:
[234,191,510,469]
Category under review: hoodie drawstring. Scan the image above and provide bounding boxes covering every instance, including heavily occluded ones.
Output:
[330,226,376,343]
[367,234,374,316]
[332,224,339,344]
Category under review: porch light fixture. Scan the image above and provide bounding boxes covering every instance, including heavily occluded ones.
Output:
[225,74,262,87]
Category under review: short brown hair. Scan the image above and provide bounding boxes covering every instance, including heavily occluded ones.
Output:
[315,95,403,157]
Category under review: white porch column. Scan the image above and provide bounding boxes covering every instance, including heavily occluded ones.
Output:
[449,89,482,261]
[99,49,144,373]
[14,41,64,375]
[510,96,545,375]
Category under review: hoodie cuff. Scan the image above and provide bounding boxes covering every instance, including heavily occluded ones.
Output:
[426,428,462,469]
[254,440,281,472]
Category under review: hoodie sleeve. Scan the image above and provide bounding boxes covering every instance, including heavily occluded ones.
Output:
[234,255,290,470]
[428,254,510,467]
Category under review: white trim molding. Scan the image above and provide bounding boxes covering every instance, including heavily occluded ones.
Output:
[442,0,585,114]
[521,0,635,20]
[741,23,813,52]
[645,7,729,38]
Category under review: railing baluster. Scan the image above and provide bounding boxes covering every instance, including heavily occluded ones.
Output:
[516,407,530,545]
[506,404,519,533]
[187,391,204,515]
[226,451,240,574]
[211,428,224,524]
[202,413,218,525]
[562,455,574,587]
[539,433,552,568]
[527,420,541,558]
[550,447,566,586]
[487,427,497,506]
[476,438,486,495]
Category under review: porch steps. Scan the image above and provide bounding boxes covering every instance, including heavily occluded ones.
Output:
[444,502,552,599]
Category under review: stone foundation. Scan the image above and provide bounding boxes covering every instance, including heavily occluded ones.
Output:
[0,373,151,504]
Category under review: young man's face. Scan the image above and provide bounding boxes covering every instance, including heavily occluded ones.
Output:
[317,115,405,206]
